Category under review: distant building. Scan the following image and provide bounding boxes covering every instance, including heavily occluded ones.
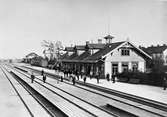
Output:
[140,44,167,65]
[25,52,38,63]
[30,56,48,67]
[60,35,152,78]
[24,52,48,67]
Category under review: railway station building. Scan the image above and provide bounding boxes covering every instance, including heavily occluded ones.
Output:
[60,35,152,78]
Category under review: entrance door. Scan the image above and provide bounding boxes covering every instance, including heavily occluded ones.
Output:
[112,63,118,75]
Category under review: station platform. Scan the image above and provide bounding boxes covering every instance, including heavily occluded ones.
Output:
[16,63,167,105]
[0,67,30,117]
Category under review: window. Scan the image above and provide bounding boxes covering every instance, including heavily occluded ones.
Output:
[122,62,128,72]
[132,62,138,71]
[121,49,130,56]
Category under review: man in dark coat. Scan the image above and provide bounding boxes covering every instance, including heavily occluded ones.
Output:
[163,76,167,90]
[112,73,116,83]
[43,74,46,83]
[106,73,110,81]
[31,73,35,83]
[41,69,44,76]
[60,76,63,82]
[83,75,86,83]
[96,71,100,84]
[72,76,76,85]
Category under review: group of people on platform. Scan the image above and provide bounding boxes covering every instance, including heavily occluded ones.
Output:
[30,67,117,85]
[30,67,167,90]
[56,67,117,85]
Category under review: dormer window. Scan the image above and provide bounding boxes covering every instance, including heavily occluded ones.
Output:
[121,49,130,56]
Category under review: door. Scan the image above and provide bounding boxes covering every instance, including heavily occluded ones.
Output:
[112,63,118,75]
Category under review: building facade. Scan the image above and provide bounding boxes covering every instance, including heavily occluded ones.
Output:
[60,35,152,78]
[141,45,167,66]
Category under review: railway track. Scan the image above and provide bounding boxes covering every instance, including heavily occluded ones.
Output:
[1,65,68,117]
[6,63,167,117]
[0,66,34,117]
[4,64,120,117]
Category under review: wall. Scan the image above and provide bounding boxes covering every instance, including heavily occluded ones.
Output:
[77,50,85,55]
[68,51,74,56]
[91,49,99,55]
[163,49,167,65]
[104,45,146,76]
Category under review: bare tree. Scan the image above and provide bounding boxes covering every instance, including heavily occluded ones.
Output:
[41,40,63,61]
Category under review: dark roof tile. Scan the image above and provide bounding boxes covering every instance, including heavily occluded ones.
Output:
[73,51,91,61]
[64,47,74,51]
[84,41,125,61]
[141,46,167,55]
[74,45,86,50]
[87,43,105,49]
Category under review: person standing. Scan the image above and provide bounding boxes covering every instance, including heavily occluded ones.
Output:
[75,70,79,80]
[60,76,63,82]
[106,73,110,81]
[41,69,44,76]
[96,70,100,84]
[72,76,76,85]
[31,72,35,83]
[163,76,167,90]
[112,73,115,83]
[43,74,46,83]
[97,75,99,84]
[83,75,86,83]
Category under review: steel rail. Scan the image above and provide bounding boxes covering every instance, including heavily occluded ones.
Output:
[2,65,68,117]
[17,65,167,116]
[10,65,139,117]
[6,65,106,117]
[0,66,34,117]
[23,65,167,112]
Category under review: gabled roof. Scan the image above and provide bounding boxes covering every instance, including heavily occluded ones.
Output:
[26,52,38,58]
[61,40,152,63]
[62,52,78,62]
[68,52,78,59]
[87,43,106,49]
[65,43,105,52]
[64,47,74,51]
[73,51,91,61]
[61,51,91,63]
[141,45,167,55]
[74,45,86,50]
[84,41,125,62]
[124,42,152,60]
[32,56,44,60]
[59,53,70,60]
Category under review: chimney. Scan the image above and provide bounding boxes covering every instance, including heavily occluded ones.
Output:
[86,41,89,45]
[163,44,166,46]
[98,39,102,44]
[91,40,93,44]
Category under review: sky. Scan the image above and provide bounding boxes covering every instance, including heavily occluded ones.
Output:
[0,0,166,59]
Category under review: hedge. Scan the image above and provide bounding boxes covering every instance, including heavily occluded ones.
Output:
[116,71,166,86]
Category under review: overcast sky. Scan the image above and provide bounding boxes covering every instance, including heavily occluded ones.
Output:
[0,0,166,59]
